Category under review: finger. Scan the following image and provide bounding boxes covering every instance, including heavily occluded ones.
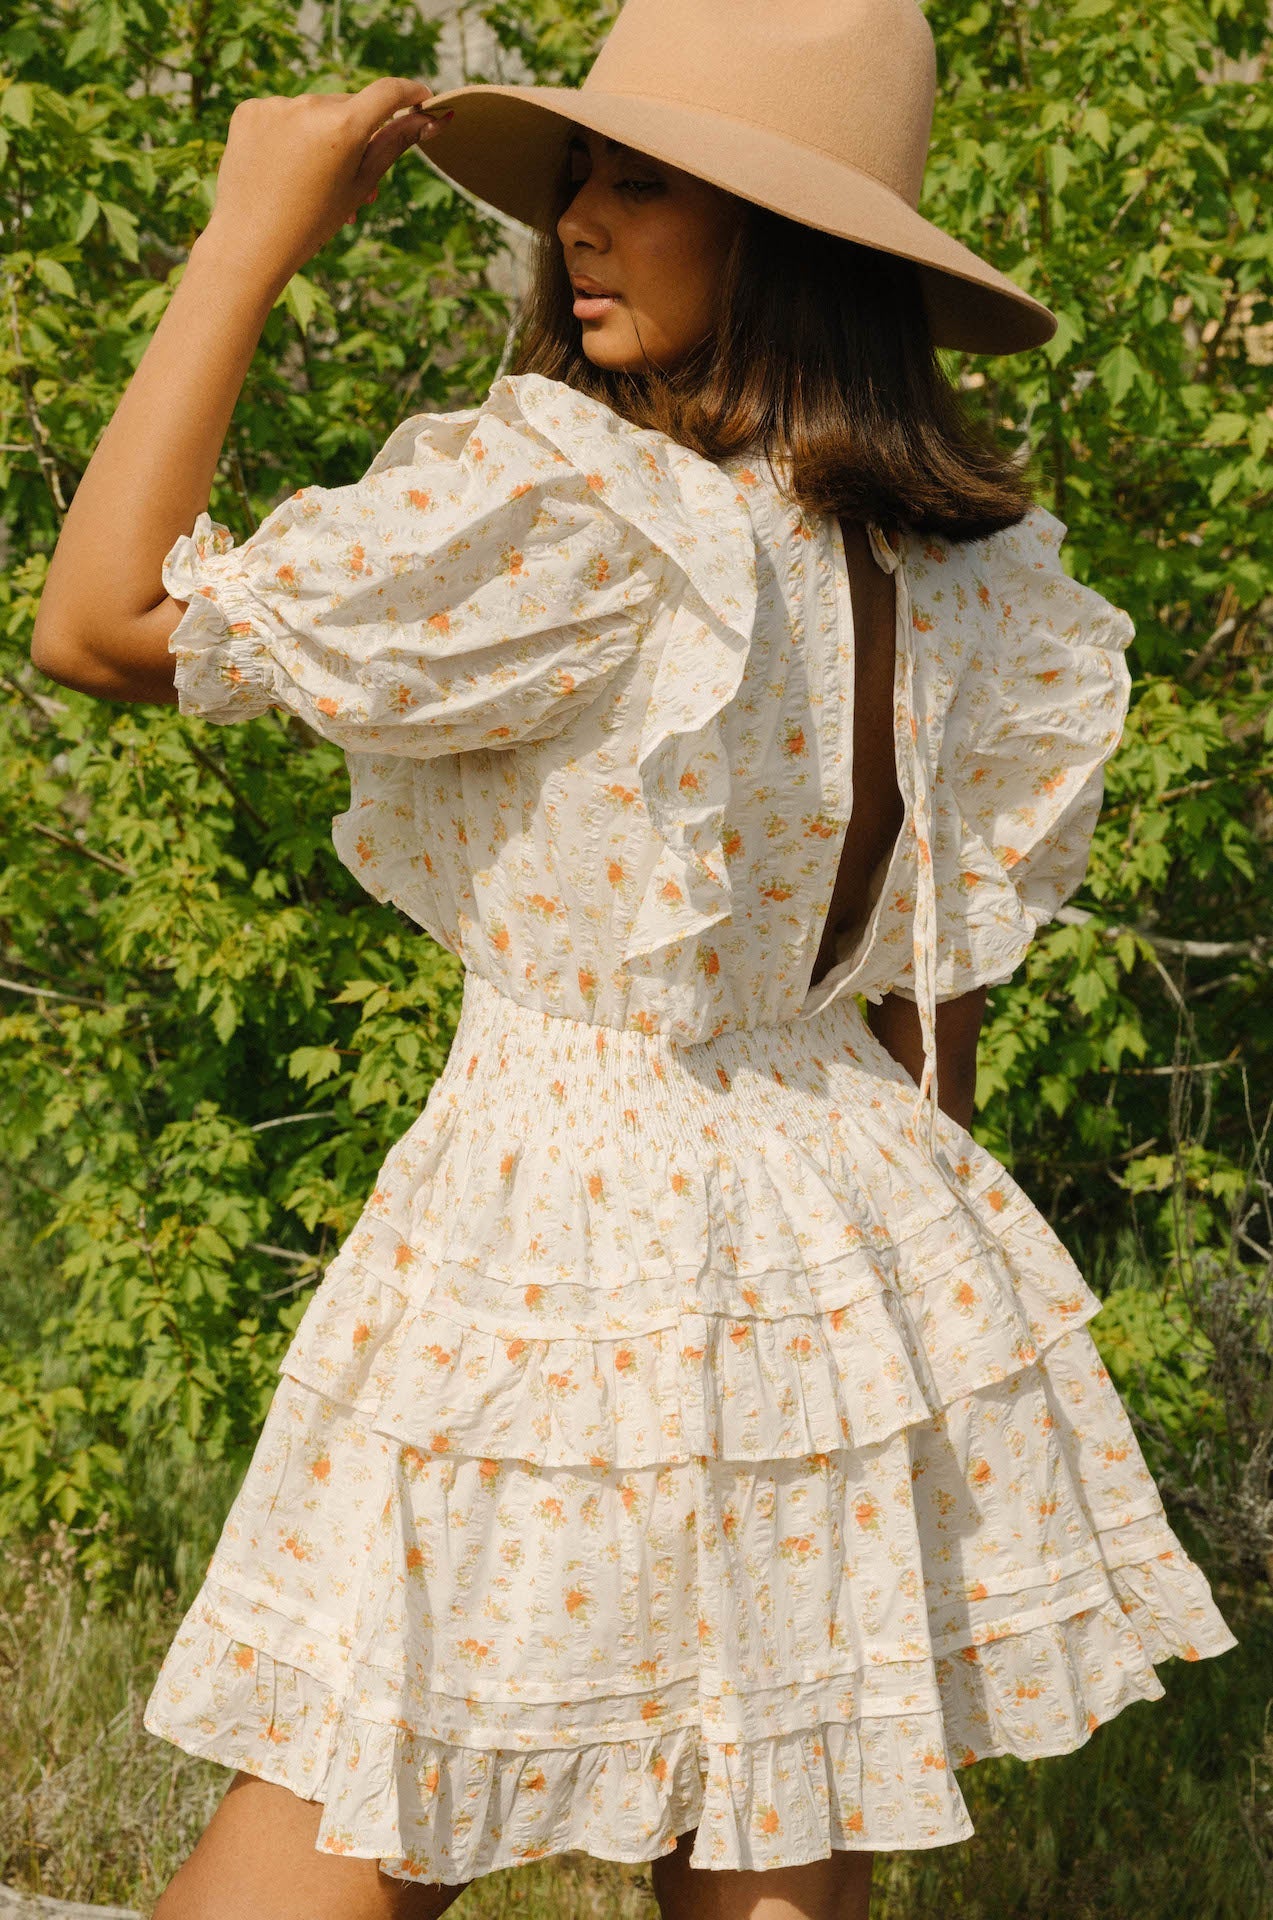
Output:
[348,75,435,138]
[356,105,451,187]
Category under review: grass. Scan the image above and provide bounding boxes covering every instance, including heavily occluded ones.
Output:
[2,1475,1270,1919]
[0,1529,223,1910]
[0,1498,659,1918]
[882,1592,1273,1920]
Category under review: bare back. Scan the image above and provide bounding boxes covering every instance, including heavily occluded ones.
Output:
[807,519,905,992]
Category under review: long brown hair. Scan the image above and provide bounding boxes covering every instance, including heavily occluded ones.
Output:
[509,168,1034,544]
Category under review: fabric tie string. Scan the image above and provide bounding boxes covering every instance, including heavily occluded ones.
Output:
[866,526,941,1162]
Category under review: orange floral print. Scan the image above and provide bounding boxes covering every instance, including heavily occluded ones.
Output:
[145,372,1232,1886]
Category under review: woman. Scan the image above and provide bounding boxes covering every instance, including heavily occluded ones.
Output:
[31,0,1236,1915]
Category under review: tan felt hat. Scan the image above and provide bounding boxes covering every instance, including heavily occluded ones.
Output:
[418,0,1056,356]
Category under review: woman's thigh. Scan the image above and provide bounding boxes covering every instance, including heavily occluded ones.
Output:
[650,1826,874,1920]
[152,1773,469,1920]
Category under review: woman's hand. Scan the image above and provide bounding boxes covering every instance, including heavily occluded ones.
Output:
[200,76,453,292]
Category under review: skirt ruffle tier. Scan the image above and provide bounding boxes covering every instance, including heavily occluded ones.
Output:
[144,968,1236,1879]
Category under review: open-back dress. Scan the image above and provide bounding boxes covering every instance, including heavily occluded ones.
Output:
[143,371,1236,1879]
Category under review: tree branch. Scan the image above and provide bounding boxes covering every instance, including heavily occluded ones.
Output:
[27,820,135,878]
[0,976,113,1009]
[186,739,270,833]
[1006,3,1067,518]
[1054,904,1272,964]
[5,281,69,520]
[0,671,70,720]
[1100,762,1273,815]
[1102,1057,1241,1077]
[249,1239,321,1266]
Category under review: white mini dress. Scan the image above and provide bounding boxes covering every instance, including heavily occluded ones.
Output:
[143,371,1236,1880]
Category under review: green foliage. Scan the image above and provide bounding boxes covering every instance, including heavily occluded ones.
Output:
[926,0,1273,1241]
[1,0,1270,1610]
[482,0,620,82]
[0,0,492,1568]
[1094,1278,1221,1462]
[0,651,464,1566]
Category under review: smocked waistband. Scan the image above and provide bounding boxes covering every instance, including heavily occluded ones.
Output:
[438,965,925,1157]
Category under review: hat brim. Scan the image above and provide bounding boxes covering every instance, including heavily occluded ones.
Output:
[417,83,1056,356]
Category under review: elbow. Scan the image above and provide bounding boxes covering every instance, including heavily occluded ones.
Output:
[30,610,85,687]
[30,614,108,694]
[30,605,180,705]
[31,579,97,684]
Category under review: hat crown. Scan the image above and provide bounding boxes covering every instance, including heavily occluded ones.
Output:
[584,0,937,208]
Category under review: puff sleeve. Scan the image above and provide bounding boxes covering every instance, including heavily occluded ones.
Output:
[161,376,667,757]
[923,506,1135,997]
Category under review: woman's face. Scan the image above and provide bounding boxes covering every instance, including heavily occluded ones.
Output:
[556,129,745,373]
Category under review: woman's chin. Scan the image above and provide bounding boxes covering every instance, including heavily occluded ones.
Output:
[577,326,654,374]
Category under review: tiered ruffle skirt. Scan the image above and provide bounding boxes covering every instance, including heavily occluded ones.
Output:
[144,969,1236,1879]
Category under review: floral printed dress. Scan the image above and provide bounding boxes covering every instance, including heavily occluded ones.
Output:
[143,371,1236,1879]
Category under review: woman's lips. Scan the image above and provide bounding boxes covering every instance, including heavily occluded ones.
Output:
[572,292,621,320]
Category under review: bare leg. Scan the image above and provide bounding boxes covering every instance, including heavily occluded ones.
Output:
[152,1772,470,1920]
[651,1827,873,1920]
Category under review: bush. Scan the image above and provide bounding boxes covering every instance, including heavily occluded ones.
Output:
[1,2,1270,1907]
[3,0,1269,1578]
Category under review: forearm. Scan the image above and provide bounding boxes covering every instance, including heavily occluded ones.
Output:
[867,987,986,1132]
[31,229,284,697]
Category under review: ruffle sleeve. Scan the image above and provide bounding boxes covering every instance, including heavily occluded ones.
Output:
[161,375,688,758]
[912,505,1135,1001]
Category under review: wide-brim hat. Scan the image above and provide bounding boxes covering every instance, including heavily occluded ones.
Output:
[417,0,1056,356]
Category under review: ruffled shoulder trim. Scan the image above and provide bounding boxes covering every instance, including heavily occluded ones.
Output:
[491,375,761,967]
[919,502,1136,999]
[968,501,1136,786]
[980,504,1136,659]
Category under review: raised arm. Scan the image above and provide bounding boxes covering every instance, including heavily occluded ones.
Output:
[30,78,450,706]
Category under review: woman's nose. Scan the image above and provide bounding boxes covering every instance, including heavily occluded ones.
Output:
[557,178,609,251]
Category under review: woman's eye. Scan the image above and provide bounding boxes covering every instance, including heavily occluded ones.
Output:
[617,178,662,197]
